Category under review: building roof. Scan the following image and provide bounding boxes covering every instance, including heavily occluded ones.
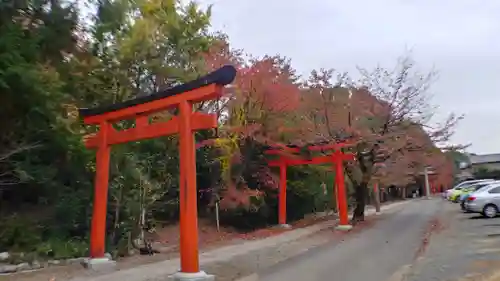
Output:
[469,154,500,165]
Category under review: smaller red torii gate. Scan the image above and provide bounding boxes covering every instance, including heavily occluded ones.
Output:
[265,141,355,231]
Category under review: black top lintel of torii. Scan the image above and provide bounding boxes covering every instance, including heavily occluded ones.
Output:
[79,65,237,118]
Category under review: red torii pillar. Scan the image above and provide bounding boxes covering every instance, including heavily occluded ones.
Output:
[276,159,289,227]
[266,151,295,228]
[330,149,354,230]
[429,173,439,194]
[308,143,355,230]
[79,66,236,280]
[372,182,381,214]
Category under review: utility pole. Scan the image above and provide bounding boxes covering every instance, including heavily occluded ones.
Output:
[424,166,431,199]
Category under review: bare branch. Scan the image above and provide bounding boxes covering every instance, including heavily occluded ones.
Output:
[0,142,42,162]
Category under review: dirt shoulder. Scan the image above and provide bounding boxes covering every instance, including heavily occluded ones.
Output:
[0,214,337,281]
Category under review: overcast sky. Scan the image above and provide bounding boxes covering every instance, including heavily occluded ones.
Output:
[190,0,500,154]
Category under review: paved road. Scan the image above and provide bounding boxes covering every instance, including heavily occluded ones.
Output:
[256,198,441,281]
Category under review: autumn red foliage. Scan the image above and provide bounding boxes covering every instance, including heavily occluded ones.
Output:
[200,40,462,221]
[203,37,302,140]
[198,39,309,211]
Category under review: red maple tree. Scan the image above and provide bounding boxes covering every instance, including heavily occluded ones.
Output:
[301,55,463,222]
[201,40,304,209]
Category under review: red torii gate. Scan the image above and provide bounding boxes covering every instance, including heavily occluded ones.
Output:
[79,65,236,280]
[266,141,355,231]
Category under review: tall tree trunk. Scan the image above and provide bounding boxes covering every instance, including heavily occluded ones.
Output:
[374,183,381,213]
[351,181,368,223]
[111,186,123,246]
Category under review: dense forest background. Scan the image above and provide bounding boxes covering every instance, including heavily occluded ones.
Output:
[0,0,461,260]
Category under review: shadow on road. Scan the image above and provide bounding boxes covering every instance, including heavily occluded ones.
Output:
[468,215,488,220]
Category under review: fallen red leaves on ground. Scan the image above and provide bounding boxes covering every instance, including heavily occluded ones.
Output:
[414,217,445,259]
[154,215,337,250]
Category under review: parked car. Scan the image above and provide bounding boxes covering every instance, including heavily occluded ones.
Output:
[443,180,473,200]
[445,179,494,201]
[449,183,481,202]
[460,182,499,210]
[449,187,466,202]
[450,185,477,203]
[464,183,500,218]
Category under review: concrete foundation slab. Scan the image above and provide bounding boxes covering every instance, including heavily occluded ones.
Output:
[335,224,353,231]
[168,271,215,281]
[278,224,292,229]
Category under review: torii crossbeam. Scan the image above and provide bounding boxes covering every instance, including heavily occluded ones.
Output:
[79,65,236,280]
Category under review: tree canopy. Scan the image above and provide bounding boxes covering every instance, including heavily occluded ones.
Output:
[0,0,460,259]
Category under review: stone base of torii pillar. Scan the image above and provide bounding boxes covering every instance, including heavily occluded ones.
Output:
[335,224,353,231]
[169,271,215,281]
[82,255,116,272]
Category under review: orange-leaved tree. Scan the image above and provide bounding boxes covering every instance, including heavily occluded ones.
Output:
[201,39,303,210]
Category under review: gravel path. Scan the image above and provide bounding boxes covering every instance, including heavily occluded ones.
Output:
[252,198,442,281]
[203,215,383,281]
[203,201,411,281]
